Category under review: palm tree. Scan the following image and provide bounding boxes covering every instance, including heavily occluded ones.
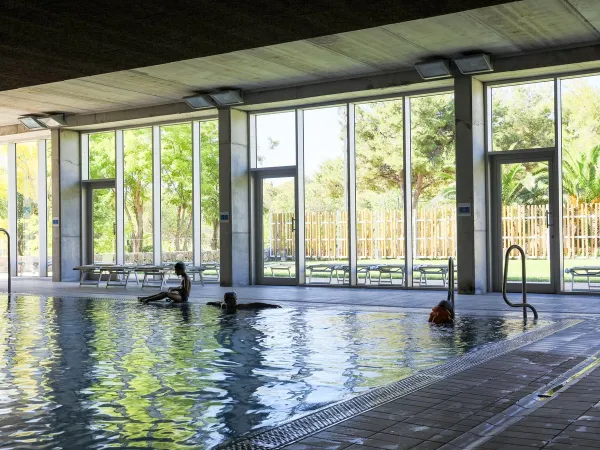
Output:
[563,145,600,203]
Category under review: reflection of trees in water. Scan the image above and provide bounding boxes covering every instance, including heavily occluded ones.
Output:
[83,301,223,449]
[0,296,63,447]
[213,312,271,439]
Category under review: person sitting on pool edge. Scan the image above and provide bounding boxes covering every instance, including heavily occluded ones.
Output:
[428,300,454,325]
[138,262,191,304]
[206,292,281,313]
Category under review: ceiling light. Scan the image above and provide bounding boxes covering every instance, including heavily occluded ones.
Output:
[454,54,493,75]
[38,113,67,128]
[209,89,244,106]
[414,60,452,80]
[183,93,214,109]
[18,116,47,130]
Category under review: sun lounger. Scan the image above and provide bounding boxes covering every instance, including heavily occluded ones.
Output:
[414,264,457,287]
[375,264,406,285]
[565,266,600,290]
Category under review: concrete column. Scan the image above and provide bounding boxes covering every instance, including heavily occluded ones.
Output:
[219,108,250,286]
[38,140,48,277]
[455,76,487,294]
[52,129,81,281]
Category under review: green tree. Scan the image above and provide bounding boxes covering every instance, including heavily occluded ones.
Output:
[563,145,600,203]
[123,129,153,255]
[200,120,220,250]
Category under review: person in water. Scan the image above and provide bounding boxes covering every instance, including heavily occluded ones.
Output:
[207,292,281,313]
[428,299,454,325]
[139,262,191,303]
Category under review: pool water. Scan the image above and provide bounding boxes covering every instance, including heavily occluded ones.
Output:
[0,296,548,449]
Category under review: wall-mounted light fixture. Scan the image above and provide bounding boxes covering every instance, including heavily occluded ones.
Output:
[37,113,67,128]
[183,93,214,110]
[209,89,244,106]
[454,54,493,75]
[414,60,452,80]
[18,115,47,130]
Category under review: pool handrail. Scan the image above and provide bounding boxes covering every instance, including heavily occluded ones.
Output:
[0,228,9,295]
[502,244,538,320]
[446,256,454,306]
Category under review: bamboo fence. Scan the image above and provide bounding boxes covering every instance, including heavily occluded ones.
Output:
[267,203,600,260]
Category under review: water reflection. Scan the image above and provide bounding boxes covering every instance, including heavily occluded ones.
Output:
[0,296,548,449]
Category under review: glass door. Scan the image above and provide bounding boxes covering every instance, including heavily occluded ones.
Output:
[255,171,297,285]
[491,154,557,293]
[88,187,116,264]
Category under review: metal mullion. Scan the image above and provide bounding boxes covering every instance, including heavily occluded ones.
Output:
[152,125,162,264]
[403,97,413,288]
[38,140,48,277]
[192,121,202,267]
[347,103,357,286]
[249,114,257,284]
[81,134,89,181]
[115,130,124,265]
[553,77,563,293]
[296,109,306,285]
[8,143,17,276]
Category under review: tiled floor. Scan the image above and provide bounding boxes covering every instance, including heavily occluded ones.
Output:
[4,277,600,318]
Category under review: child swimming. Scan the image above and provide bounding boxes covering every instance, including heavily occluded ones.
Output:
[206,292,281,313]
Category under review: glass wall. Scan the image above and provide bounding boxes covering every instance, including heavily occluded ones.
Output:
[252,95,457,288]
[256,112,296,168]
[561,75,600,290]
[0,145,7,275]
[88,132,115,179]
[160,123,193,263]
[16,142,39,276]
[200,120,220,264]
[304,106,348,284]
[355,100,405,285]
[123,128,153,264]
[83,120,217,272]
[490,81,555,152]
[410,93,456,287]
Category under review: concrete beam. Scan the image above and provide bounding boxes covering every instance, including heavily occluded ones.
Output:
[64,103,217,131]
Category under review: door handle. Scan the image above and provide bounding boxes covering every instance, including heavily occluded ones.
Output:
[291,217,296,233]
[545,210,553,227]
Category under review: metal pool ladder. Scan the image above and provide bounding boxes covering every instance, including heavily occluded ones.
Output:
[0,228,10,295]
[447,256,455,307]
[502,244,538,320]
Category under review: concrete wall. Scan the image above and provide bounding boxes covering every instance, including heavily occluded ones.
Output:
[52,129,81,281]
[219,108,251,286]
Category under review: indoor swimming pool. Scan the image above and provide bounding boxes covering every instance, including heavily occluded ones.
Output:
[0,295,550,449]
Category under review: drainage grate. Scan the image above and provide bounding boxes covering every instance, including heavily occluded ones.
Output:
[219,319,581,450]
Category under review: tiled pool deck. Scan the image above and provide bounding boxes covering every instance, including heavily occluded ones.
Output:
[5,278,600,449]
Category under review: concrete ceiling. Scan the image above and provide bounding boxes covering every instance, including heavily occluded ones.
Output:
[2,0,600,127]
[0,0,515,91]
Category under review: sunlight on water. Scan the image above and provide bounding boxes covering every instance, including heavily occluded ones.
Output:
[0,296,549,449]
